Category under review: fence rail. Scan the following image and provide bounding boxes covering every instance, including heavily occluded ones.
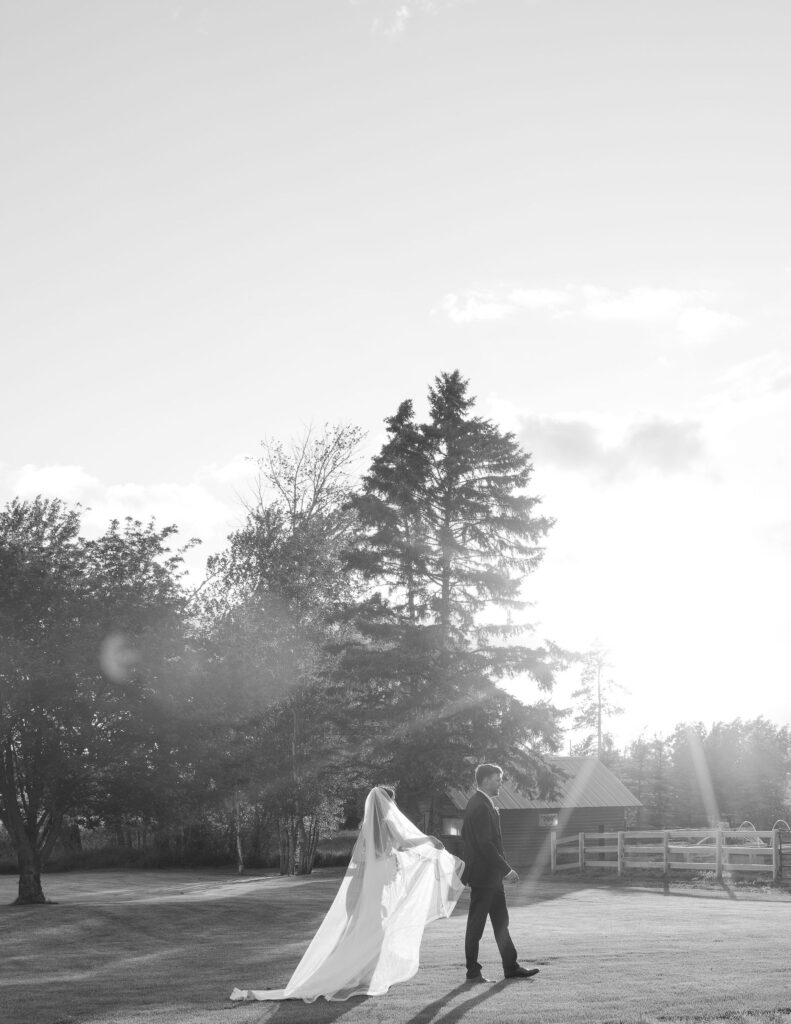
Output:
[549,828,785,881]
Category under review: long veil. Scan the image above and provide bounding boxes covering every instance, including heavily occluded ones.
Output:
[230,787,465,1002]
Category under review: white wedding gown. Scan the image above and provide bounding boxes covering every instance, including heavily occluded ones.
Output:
[230,787,465,1002]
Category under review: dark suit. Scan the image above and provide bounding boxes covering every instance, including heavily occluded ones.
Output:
[461,789,518,977]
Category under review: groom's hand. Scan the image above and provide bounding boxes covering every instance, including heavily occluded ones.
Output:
[504,869,519,883]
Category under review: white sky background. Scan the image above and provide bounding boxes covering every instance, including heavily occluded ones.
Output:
[2,0,790,749]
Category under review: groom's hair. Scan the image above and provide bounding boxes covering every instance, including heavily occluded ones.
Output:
[475,763,503,786]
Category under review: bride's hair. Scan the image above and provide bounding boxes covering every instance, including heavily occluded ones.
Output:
[377,785,396,801]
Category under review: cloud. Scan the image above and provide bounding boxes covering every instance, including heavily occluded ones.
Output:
[14,464,102,502]
[573,286,741,346]
[518,418,602,471]
[713,351,791,400]
[437,281,744,343]
[508,287,571,312]
[622,419,705,474]
[436,285,570,323]
[196,453,255,487]
[760,520,791,559]
[577,287,744,343]
[367,0,465,37]
[582,286,689,323]
[676,307,744,344]
[519,415,705,481]
[373,3,411,35]
[0,458,255,580]
[438,291,514,324]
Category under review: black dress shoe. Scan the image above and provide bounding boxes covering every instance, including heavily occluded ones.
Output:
[465,974,494,984]
[504,966,540,979]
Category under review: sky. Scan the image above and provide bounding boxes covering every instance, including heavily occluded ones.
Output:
[2,0,790,750]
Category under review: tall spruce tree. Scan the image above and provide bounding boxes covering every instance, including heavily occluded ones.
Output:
[341,371,566,815]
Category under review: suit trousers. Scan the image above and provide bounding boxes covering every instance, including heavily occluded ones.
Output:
[464,886,518,977]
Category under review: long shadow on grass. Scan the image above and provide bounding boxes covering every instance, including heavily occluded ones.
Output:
[244,981,507,1024]
[403,980,507,1024]
[237,994,371,1024]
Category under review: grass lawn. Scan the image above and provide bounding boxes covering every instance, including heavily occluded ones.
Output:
[2,868,791,1024]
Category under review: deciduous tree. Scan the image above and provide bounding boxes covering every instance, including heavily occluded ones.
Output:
[201,425,363,874]
[0,498,193,903]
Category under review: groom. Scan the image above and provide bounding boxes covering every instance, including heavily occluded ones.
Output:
[460,763,540,983]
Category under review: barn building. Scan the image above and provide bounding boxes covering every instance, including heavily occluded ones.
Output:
[437,756,642,871]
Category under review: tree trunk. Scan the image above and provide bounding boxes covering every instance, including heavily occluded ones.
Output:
[233,789,245,875]
[427,792,438,838]
[250,808,262,864]
[278,815,298,875]
[404,519,417,624]
[297,815,322,875]
[438,483,455,637]
[295,817,307,875]
[301,814,321,874]
[0,750,52,904]
[277,819,289,875]
[67,822,82,851]
[14,840,47,905]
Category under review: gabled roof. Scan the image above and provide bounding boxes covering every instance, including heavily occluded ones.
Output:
[447,756,642,811]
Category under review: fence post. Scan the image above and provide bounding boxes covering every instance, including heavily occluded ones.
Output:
[663,830,670,878]
[773,829,780,882]
[550,831,557,874]
[715,828,723,880]
[579,832,585,872]
[617,831,624,876]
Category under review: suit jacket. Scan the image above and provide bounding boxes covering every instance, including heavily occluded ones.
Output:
[460,790,512,889]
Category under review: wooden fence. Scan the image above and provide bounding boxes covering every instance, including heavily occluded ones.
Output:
[550,828,787,881]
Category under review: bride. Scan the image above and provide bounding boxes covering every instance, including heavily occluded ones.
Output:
[230,786,465,1002]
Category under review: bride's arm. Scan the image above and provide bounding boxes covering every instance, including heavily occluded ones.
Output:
[371,790,445,854]
[394,833,444,852]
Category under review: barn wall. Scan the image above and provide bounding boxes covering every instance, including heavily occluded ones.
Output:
[501,807,632,870]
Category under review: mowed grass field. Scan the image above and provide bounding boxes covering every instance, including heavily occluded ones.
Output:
[2,868,791,1024]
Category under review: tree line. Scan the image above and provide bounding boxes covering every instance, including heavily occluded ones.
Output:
[557,647,786,831]
[605,719,790,831]
[565,649,790,831]
[1,371,569,904]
